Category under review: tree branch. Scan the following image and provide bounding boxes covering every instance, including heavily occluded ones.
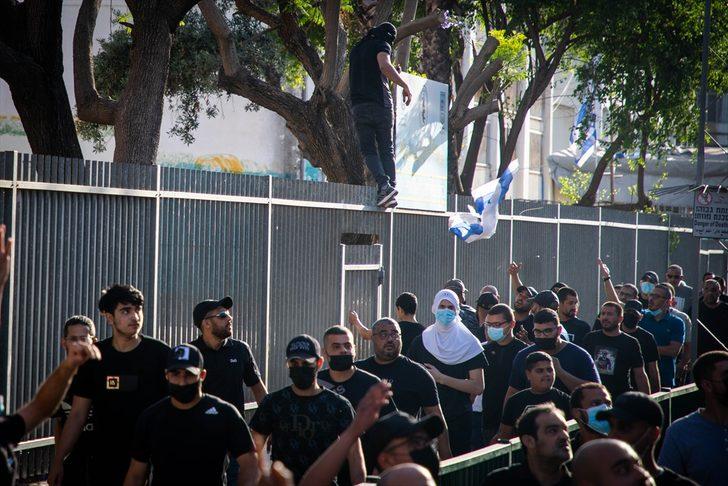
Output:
[577,136,623,206]
[235,0,281,27]
[450,98,499,131]
[394,9,446,44]
[452,36,499,116]
[168,0,202,30]
[73,0,116,125]
[275,0,324,81]
[199,0,241,77]
[371,0,394,26]
[394,0,418,69]
[526,17,546,66]
[319,0,343,89]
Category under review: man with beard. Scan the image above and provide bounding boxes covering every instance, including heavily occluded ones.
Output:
[620,301,661,393]
[505,309,600,403]
[189,296,267,484]
[639,284,685,388]
[356,318,452,459]
[573,439,655,486]
[582,302,650,397]
[49,285,170,486]
[124,344,259,486]
[665,265,693,316]
[557,287,591,348]
[250,335,365,484]
[659,351,728,485]
[484,404,573,485]
[570,383,613,451]
[697,279,728,356]
[600,392,697,485]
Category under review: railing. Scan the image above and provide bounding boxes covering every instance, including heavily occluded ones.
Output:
[14,384,700,485]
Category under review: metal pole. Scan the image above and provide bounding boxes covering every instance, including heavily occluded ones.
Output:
[692,0,711,362]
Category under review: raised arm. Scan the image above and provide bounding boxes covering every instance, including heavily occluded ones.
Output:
[598,259,620,303]
[508,262,524,296]
[348,310,373,341]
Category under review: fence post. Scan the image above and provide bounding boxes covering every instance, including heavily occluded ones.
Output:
[151,164,161,339]
[264,175,273,386]
[5,152,17,405]
[508,198,514,306]
[634,212,640,284]
[388,210,394,314]
[452,195,458,279]
[597,207,603,306]
[556,204,561,282]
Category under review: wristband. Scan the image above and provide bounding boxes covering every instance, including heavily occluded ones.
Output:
[603,276,611,281]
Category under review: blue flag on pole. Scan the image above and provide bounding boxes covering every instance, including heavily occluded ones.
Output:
[448,160,519,243]
[570,100,597,168]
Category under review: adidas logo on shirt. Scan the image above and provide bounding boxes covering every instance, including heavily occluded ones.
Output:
[205,407,219,415]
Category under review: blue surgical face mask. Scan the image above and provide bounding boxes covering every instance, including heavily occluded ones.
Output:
[643,308,663,318]
[585,404,611,436]
[640,282,655,295]
[487,326,505,342]
[435,308,457,326]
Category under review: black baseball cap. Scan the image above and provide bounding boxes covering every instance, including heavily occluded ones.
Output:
[624,299,644,313]
[596,391,663,427]
[166,344,204,375]
[365,412,444,467]
[517,285,538,298]
[477,292,499,310]
[641,271,659,284]
[530,290,559,309]
[286,334,321,361]
[193,296,233,328]
[444,278,468,294]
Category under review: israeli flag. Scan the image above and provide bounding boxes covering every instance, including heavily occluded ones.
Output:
[570,100,597,168]
[449,160,519,243]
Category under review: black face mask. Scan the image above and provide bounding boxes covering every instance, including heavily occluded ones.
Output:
[168,381,199,404]
[290,366,317,389]
[534,337,557,350]
[409,443,440,479]
[328,354,354,372]
[622,312,640,330]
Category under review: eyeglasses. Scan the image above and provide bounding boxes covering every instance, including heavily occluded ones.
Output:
[374,331,401,340]
[205,311,231,320]
[533,328,556,336]
[648,293,666,300]
[666,274,682,279]
[485,320,509,327]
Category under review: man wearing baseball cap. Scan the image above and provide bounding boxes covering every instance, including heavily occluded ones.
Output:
[639,271,660,307]
[599,392,696,485]
[125,344,259,486]
[365,412,444,480]
[444,278,480,337]
[250,335,365,484]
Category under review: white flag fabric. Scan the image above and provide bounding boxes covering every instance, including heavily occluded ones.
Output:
[449,160,519,243]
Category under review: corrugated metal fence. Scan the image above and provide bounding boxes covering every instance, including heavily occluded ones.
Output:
[1,151,726,441]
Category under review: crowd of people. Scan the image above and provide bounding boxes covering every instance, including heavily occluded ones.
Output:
[0,217,727,486]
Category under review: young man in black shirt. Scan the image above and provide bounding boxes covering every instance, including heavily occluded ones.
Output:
[125,344,259,486]
[600,392,697,486]
[1,340,99,486]
[250,335,365,484]
[583,302,650,397]
[53,316,98,486]
[495,352,571,441]
[49,285,171,486]
[445,278,480,337]
[484,404,573,485]
[569,382,613,451]
[356,318,452,459]
[557,287,592,348]
[698,279,728,355]
[349,22,412,208]
[481,304,528,443]
[347,293,424,356]
[621,302,662,393]
[473,292,499,343]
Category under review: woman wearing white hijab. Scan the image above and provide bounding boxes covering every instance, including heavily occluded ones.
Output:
[407,289,486,456]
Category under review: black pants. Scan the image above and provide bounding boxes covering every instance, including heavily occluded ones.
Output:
[446,411,473,456]
[352,102,396,187]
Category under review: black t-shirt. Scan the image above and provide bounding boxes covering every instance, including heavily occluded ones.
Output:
[697,301,728,355]
[356,355,439,417]
[582,331,644,397]
[71,335,170,481]
[189,337,261,414]
[407,336,488,420]
[517,314,535,341]
[483,463,572,486]
[52,391,95,470]
[482,338,528,428]
[349,37,392,107]
[460,305,481,337]
[131,394,253,485]
[0,414,25,486]
[500,389,571,427]
[562,317,591,347]
[250,387,354,483]
[318,368,397,414]
[655,467,699,486]
[398,321,425,355]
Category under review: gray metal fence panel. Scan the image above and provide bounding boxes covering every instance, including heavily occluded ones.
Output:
[559,222,600,322]
[637,228,670,278]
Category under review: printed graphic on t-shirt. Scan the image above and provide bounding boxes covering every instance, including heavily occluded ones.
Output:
[595,347,617,376]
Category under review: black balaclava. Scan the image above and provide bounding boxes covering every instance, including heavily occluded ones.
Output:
[368,22,397,45]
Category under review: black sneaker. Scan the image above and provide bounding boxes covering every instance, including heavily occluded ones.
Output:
[376,183,398,207]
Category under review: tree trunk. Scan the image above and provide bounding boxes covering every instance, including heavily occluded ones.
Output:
[420,0,450,84]
[0,0,82,158]
[113,7,173,165]
[637,131,651,208]
[577,137,622,206]
[459,116,487,194]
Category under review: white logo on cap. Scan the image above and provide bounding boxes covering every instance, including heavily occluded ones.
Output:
[289,341,311,352]
[175,346,190,361]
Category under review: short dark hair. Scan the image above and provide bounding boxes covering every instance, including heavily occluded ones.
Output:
[395,292,417,315]
[525,351,552,371]
[621,283,639,296]
[551,282,567,292]
[693,351,728,392]
[98,284,144,314]
[557,287,578,303]
[516,403,562,447]
[570,382,609,409]
[716,276,726,292]
[654,283,673,300]
[601,301,623,317]
[372,317,398,333]
[533,308,559,327]
[63,315,96,338]
[487,304,514,322]
[323,325,352,343]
